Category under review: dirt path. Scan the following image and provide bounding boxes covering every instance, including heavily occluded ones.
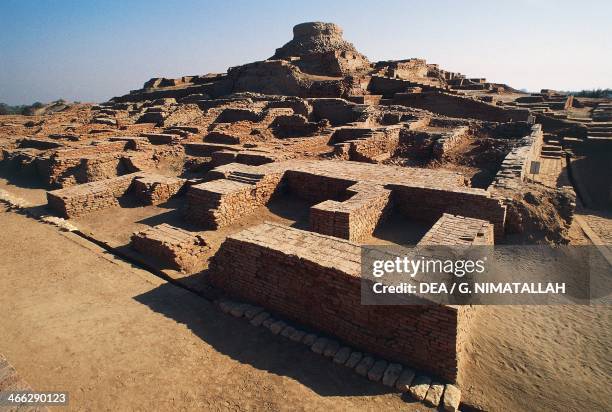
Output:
[0,207,422,411]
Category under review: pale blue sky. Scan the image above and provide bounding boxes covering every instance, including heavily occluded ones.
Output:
[1,0,610,105]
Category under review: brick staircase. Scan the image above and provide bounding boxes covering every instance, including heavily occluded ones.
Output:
[586,122,612,138]
[592,103,612,122]
[540,134,563,159]
[227,171,265,185]
[369,74,447,96]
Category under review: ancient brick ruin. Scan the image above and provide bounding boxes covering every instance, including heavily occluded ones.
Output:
[209,221,481,382]
[2,20,609,407]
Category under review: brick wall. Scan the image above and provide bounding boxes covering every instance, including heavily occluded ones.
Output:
[488,124,543,196]
[46,172,182,218]
[130,223,207,271]
[418,213,494,246]
[196,160,505,235]
[184,172,284,228]
[47,173,138,218]
[310,183,392,241]
[209,222,472,382]
[432,126,469,159]
[391,185,506,240]
[393,92,530,122]
[131,174,186,205]
[346,126,401,163]
[284,170,355,202]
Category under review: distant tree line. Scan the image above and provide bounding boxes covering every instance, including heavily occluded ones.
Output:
[567,89,612,98]
[0,99,70,116]
[0,102,45,115]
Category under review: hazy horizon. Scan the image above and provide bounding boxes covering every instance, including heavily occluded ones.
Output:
[1,0,611,105]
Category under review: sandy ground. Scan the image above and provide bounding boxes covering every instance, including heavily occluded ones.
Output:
[463,305,612,411]
[1,203,611,411]
[0,207,427,412]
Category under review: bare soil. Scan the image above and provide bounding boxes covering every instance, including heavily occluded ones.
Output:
[0,203,610,411]
[0,207,425,411]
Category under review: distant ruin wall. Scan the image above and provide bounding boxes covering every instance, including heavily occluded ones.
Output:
[393,92,530,122]
[308,98,362,125]
[391,186,506,239]
[209,222,471,382]
[488,124,543,196]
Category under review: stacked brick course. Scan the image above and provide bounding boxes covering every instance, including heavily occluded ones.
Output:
[432,126,470,159]
[488,124,543,194]
[184,172,283,227]
[131,174,186,205]
[209,222,473,382]
[391,185,506,240]
[130,223,208,271]
[195,160,507,236]
[47,172,139,218]
[45,141,128,187]
[310,182,392,241]
[418,213,494,245]
[46,172,184,218]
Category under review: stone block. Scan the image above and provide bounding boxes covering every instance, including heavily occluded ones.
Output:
[344,351,363,369]
[250,311,270,326]
[367,360,388,382]
[354,356,375,377]
[424,382,445,407]
[311,337,329,354]
[382,363,403,387]
[442,384,461,412]
[333,347,352,365]
[322,340,340,358]
[395,368,416,392]
[409,375,432,401]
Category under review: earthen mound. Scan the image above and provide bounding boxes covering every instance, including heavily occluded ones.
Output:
[503,183,575,244]
[272,22,366,60]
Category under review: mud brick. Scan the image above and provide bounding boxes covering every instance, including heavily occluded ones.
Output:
[130,223,208,272]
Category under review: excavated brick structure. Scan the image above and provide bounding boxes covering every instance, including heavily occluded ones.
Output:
[418,213,494,245]
[130,223,208,271]
[131,174,186,205]
[186,160,507,238]
[210,219,492,383]
[310,182,392,241]
[46,173,139,218]
[183,171,284,228]
[47,173,185,218]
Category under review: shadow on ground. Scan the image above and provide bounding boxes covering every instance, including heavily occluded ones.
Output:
[133,282,396,398]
